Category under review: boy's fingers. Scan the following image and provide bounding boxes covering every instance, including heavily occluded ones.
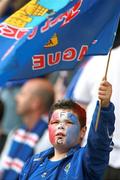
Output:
[98,95,106,100]
[98,80,112,107]
[98,92,106,96]
[100,81,111,87]
[99,86,107,91]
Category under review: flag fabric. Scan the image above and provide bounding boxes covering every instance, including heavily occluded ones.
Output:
[0,0,120,85]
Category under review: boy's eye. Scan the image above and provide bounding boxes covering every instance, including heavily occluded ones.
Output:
[66,121,73,124]
[50,121,59,124]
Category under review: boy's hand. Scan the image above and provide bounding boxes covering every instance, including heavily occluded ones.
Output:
[98,80,112,107]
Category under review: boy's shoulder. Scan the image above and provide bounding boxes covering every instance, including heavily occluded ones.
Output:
[30,146,54,165]
[21,147,54,178]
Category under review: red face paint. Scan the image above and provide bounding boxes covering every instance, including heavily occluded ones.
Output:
[49,110,64,145]
[48,123,56,144]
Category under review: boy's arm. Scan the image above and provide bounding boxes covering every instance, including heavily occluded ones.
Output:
[84,80,115,179]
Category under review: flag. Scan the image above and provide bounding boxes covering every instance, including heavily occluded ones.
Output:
[0,0,120,85]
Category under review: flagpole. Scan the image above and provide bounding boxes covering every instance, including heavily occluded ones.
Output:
[95,49,112,131]
[104,49,112,80]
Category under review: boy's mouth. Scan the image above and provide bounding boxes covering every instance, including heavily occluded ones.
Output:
[56,132,65,137]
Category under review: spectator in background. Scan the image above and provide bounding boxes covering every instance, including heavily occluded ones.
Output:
[51,71,73,102]
[0,99,7,154]
[0,0,30,21]
[0,0,11,22]
[11,0,30,12]
[0,78,54,180]
[0,0,10,17]
[1,85,23,135]
[71,23,120,179]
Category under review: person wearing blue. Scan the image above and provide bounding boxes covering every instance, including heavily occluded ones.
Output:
[20,79,115,180]
[0,78,54,180]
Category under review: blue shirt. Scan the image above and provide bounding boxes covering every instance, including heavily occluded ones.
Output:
[29,158,62,179]
[20,102,115,180]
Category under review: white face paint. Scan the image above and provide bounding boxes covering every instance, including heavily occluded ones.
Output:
[57,138,64,144]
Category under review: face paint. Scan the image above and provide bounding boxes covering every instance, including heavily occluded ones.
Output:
[57,138,64,144]
[66,122,80,146]
[48,123,56,144]
[48,110,80,147]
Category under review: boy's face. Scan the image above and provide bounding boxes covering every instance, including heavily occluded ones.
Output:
[48,109,81,150]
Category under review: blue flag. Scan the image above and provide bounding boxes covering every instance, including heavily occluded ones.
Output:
[0,0,120,85]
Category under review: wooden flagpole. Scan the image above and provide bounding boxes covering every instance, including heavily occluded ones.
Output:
[95,49,112,131]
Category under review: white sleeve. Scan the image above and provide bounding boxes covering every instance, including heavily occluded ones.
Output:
[73,56,107,104]
[73,60,94,104]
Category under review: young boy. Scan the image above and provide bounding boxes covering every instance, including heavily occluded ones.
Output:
[20,80,115,180]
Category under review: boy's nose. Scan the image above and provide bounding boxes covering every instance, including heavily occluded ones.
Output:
[58,122,64,129]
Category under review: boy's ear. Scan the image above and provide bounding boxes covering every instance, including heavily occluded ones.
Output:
[79,126,87,145]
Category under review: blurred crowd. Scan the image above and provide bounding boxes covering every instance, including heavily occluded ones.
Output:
[0,0,120,180]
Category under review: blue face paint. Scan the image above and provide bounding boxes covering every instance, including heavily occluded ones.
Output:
[66,124,80,146]
[67,112,79,124]
[66,117,80,146]
[61,112,80,147]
